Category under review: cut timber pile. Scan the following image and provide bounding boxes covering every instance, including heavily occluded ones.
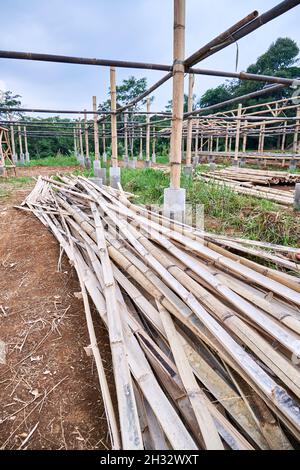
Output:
[18,175,300,450]
[196,172,294,206]
[201,168,300,185]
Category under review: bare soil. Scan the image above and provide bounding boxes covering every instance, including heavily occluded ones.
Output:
[0,181,113,450]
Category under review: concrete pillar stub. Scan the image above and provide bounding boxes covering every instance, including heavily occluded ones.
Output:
[89,177,103,188]
[19,154,25,166]
[85,157,91,170]
[183,165,193,177]
[163,188,186,224]
[109,167,121,189]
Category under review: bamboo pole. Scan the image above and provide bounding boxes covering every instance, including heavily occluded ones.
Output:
[282,121,287,151]
[73,128,77,155]
[293,106,300,155]
[225,124,229,153]
[195,120,199,157]
[170,0,185,189]
[186,73,194,166]
[102,122,106,154]
[84,110,89,159]
[124,113,128,160]
[93,96,100,161]
[152,126,156,158]
[242,121,248,153]
[139,128,143,160]
[24,127,28,156]
[79,121,83,156]
[110,67,118,167]
[146,98,151,164]
[18,125,23,155]
[10,123,16,156]
[234,103,242,164]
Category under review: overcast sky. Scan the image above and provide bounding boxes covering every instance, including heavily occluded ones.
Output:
[0,0,300,117]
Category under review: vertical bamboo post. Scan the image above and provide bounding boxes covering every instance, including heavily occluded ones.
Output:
[139,128,143,160]
[261,123,265,152]
[169,0,185,189]
[152,126,156,163]
[185,73,194,168]
[18,125,24,165]
[290,106,300,170]
[124,113,128,161]
[195,120,199,157]
[216,137,219,152]
[73,128,77,156]
[258,124,263,152]
[242,120,248,153]
[93,96,100,161]
[145,97,151,167]
[293,106,300,155]
[79,120,84,156]
[84,109,90,164]
[109,67,120,186]
[233,103,242,166]
[110,67,118,168]
[200,132,203,151]
[164,0,186,221]
[281,121,287,151]
[10,123,16,161]
[102,122,106,156]
[23,126,30,162]
[225,124,229,153]
[209,135,213,152]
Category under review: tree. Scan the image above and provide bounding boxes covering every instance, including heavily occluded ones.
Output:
[198,38,300,110]
[0,90,22,119]
[165,93,198,113]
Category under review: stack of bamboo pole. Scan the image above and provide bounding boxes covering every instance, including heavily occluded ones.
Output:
[196,173,294,206]
[19,176,300,450]
[204,168,300,185]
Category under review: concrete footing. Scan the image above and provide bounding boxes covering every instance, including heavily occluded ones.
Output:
[19,153,25,165]
[85,157,91,170]
[152,153,156,163]
[163,188,186,223]
[89,177,102,188]
[128,158,137,169]
[78,155,85,167]
[0,165,6,177]
[295,183,300,211]
[93,159,101,177]
[289,159,297,171]
[12,154,18,164]
[192,156,199,167]
[109,167,121,189]
[232,159,240,168]
[183,165,193,177]
[209,162,216,171]
[123,157,129,168]
[25,152,30,163]
[144,160,151,168]
[102,152,107,163]
[240,157,246,167]
[139,152,143,160]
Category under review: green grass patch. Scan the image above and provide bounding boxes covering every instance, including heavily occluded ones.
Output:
[120,168,299,246]
[23,155,79,167]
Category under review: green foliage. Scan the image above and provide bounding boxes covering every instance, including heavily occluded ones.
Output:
[0,90,22,119]
[25,155,79,167]
[199,38,300,110]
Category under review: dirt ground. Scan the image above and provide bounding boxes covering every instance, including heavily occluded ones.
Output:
[0,168,114,450]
